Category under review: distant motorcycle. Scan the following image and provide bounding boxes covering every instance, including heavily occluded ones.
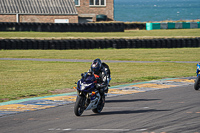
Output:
[194,63,200,90]
[74,72,105,116]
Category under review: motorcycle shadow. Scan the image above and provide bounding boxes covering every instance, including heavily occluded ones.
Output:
[86,109,171,116]
[81,99,169,116]
[105,99,161,103]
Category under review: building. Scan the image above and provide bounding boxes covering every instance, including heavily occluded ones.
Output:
[74,0,114,23]
[0,0,78,23]
[0,0,114,23]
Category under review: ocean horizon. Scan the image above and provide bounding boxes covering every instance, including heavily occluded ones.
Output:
[114,0,200,22]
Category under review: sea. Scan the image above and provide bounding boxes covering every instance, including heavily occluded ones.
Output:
[114,0,200,22]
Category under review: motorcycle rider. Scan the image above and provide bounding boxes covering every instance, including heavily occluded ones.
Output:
[196,63,200,76]
[88,58,110,93]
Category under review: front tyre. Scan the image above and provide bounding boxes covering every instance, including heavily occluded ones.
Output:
[92,95,105,114]
[74,96,85,116]
[194,76,200,90]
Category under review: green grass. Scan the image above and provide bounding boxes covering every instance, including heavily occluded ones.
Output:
[0,60,89,101]
[0,60,196,102]
[0,48,200,61]
[0,29,200,39]
[0,48,199,102]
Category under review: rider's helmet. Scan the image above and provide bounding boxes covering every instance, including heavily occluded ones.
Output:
[91,58,102,74]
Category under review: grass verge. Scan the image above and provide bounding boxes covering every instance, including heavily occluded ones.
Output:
[0,29,200,39]
[0,60,196,102]
[0,48,200,61]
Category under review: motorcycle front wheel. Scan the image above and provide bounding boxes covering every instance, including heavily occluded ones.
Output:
[194,76,200,90]
[92,95,105,114]
[74,96,85,116]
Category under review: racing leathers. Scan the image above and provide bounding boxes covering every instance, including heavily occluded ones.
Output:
[88,65,109,93]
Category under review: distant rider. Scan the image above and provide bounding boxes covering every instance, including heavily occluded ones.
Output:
[196,63,200,76]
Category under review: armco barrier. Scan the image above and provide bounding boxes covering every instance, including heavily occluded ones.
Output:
[146,22,200,30]
[0,38,200,50]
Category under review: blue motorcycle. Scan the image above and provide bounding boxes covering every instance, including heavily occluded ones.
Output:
[194,63,200,90]
[74,72,105,116]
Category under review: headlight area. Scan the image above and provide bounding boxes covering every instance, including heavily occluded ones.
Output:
[77,90,83,96]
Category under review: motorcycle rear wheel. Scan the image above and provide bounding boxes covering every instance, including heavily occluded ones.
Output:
[194,76,200,90]
[74,96,85,116]
[92,95,105,114]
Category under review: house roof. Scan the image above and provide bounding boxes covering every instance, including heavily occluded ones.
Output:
[0,0,77,15]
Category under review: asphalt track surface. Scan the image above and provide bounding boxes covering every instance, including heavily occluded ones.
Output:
[0,84,199,133]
